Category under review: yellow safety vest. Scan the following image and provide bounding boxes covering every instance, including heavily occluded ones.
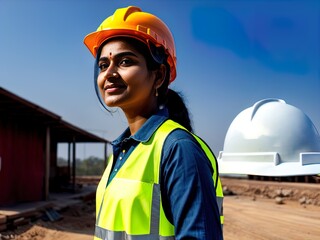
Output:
[94,120,224,240]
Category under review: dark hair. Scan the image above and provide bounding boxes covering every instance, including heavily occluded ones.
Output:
[146,41,193,132]
[151,50,193,132]
[166,89,193,132]
[96,37,193,132]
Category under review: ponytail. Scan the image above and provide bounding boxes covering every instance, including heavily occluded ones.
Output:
[155,60,193,132]
[165,89,193,132]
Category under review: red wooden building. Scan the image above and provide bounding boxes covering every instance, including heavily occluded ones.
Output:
[0,87,109,206]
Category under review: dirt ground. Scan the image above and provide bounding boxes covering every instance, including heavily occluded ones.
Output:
[1,177,320,240]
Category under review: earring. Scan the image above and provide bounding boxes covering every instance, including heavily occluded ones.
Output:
[155,88,159,97]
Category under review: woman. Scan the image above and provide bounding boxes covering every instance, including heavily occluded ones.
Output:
[84,6,223,240]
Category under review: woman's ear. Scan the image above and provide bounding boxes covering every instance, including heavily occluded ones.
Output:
[155,64,167,89]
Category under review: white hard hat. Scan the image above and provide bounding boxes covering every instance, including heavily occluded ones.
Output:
[218,98,320,176]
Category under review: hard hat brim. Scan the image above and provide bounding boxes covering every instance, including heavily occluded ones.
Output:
[84,29,149,57]
[218,151,320,176]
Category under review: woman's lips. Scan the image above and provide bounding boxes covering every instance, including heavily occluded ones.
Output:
[104,83,126,93]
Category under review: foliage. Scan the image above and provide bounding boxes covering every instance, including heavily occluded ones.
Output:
[58,156,106,176]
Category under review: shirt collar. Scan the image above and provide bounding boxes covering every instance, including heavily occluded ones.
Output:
[112,107,169,146]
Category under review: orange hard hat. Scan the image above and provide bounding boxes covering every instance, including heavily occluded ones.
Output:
[84,6,177,82]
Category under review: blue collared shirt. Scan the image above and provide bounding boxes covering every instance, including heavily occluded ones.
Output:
[108,108,223,240]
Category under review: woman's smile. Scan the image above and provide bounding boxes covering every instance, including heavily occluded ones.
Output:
[104,82,127,94]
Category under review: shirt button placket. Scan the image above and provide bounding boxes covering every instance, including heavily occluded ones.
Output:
[119,149,126,160]
[115,149,126,173]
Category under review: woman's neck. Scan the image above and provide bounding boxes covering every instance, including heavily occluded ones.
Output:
[124,105,157,135]
[126,115,148,135]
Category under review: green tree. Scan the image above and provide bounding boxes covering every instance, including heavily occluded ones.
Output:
[76,156,105,176]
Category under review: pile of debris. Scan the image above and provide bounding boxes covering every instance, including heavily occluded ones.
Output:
[221,177,320,206]
[0,185,96,234]
[0,201,73,234]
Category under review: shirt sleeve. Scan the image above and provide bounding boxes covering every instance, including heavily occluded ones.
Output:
[160,129,223,240]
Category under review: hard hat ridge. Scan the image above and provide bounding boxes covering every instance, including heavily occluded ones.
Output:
[96,6,141,31]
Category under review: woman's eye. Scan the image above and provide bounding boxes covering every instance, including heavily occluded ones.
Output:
[120,58,132,66]
[99,63,109,71]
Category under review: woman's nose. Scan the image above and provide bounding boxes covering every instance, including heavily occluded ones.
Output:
[98,65,119,88]
[103,63,118,80]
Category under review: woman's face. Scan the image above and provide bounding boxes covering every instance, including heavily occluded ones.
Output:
[97,39,157,114]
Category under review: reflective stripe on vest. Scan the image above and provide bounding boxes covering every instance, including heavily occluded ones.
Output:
[94,119,224,239]
[95,226,175,240]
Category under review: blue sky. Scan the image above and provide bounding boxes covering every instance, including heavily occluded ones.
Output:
[1,0,319,159]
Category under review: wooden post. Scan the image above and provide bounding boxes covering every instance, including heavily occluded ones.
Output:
[72,137,76,192]
[68,142,71,181]
[45,126,50,200]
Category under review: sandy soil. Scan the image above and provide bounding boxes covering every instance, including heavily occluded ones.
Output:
[1,177,320,240]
